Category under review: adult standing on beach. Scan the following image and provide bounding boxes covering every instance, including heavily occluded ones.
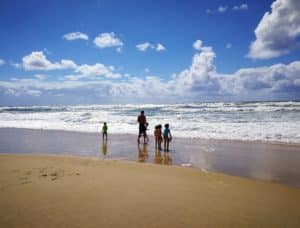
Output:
[137,110,147,143]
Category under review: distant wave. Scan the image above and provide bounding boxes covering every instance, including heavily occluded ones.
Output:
[0,101,299,143]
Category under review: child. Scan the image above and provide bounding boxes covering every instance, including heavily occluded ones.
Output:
[154,124,162,150]
[163,123,172,152]
[102,122,108,141]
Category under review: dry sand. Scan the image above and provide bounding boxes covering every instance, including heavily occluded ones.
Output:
[0,154,300,228]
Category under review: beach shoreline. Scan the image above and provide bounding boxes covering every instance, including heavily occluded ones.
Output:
[1,127,300,187]
[1,153,300,227]
[1,126,300,146]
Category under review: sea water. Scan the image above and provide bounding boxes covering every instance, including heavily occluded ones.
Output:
[0,101,299,143]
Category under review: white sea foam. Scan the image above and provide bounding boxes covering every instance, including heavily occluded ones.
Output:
[0,102,299,143]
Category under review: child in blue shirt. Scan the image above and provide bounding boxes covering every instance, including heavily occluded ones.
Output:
[163,123,172,152]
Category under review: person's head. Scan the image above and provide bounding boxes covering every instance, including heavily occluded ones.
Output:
[145,122,149,126]
[155,125,158,130]
[141,110,144,115]
[158,124,162,129]
[104,122,107,125]
[164,123,169,129]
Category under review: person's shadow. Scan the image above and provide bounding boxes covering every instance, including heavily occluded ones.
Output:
[102,140,108,159]
[138,143,148,162]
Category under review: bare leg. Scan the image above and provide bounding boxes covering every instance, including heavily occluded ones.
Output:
[137,134,141,143]
[166,140,169,151]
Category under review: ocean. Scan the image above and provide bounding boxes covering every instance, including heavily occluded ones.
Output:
[0,101,299,144]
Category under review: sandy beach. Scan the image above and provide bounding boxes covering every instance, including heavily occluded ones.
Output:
[1,154,300,228]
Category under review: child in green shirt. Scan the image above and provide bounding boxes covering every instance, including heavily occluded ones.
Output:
[102,122,108,141]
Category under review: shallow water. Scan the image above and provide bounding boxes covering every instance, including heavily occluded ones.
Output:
[1,128,300,187]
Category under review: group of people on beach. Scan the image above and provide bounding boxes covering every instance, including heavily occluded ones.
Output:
[137,110,172,151]
[102,110,172,152]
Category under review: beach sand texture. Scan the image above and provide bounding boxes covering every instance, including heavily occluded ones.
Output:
[0,154,300,227]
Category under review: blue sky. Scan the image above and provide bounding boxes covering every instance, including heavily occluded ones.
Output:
[0,0,299,105]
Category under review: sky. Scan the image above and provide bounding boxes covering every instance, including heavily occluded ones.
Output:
[0,0,299,105]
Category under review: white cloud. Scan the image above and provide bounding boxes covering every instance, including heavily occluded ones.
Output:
[136,42,166,52]
[0,59,5,66]
[144,68,150,73]
[192,40,213,53]
[207,4,248,14]
[63,32,88,41]
[156,43,166,51]
[1,41,300,102]
[20,51,121,80]
[218,6,228,13]
[136,42,154,51]
[93,32,123,49]
[22,51,77,71]
[248,0,300,59]
[232,4,248,11]
[1,57,300,101]
[193,40,203,51]
[176,42,218,93]
[74,63,121,79]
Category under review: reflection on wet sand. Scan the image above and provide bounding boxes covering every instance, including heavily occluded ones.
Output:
[138,143,148,162]
[163,152,172,165]
[102,140,108,159]
[154,149,172,165]
[1,128,300,187]
[154,150,163,164]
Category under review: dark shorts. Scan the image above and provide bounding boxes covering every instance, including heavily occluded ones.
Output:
[139,124,146,135]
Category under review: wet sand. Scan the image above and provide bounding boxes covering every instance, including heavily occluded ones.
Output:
[1,128,300,187]
[0,154,300,228]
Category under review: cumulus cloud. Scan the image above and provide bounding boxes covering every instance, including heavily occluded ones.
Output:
[156,43,166,51]
[136,42,166,52]
[0,59,5,66]
[22,51,77,71]
[232,4,248,11]
[248,0,300,59]
[74,64,121,79]
[193,40,202,51]
[20,51,121,80]
[93,32,123,49]
[1,40,300,103]
[175,41,218,94]
[63,32,88,41]
[136,42,153,51]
